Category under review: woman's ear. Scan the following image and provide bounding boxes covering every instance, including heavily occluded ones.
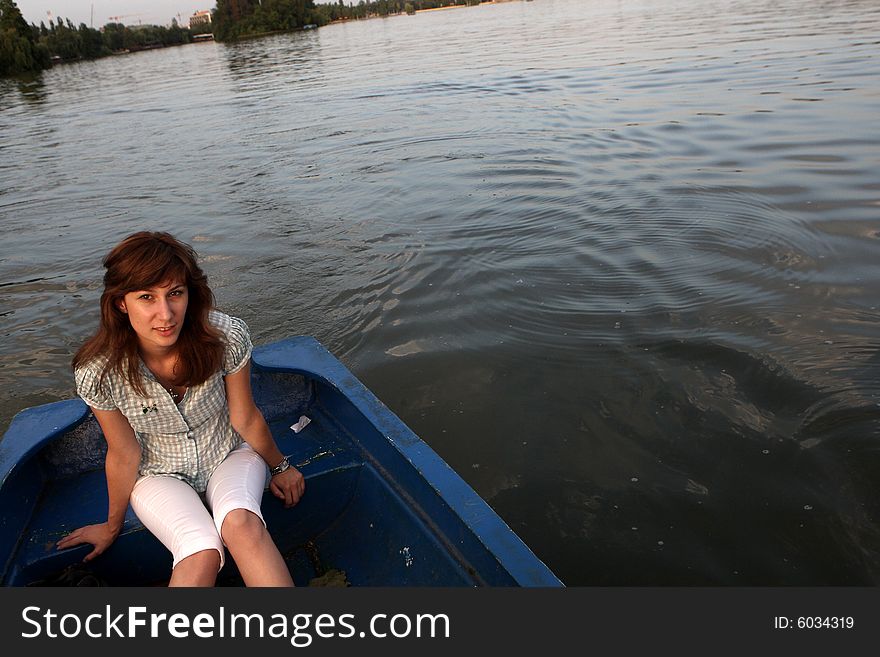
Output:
[117,299,127,314]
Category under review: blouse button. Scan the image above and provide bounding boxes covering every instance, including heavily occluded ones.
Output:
[187,430,194,439]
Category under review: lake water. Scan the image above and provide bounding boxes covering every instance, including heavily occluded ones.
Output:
[1,0,879,585]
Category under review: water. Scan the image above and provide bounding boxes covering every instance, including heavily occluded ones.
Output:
[1,0,879,585]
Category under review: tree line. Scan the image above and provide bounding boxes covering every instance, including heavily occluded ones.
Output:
[315,0,485,24]
[1,0,198,77]
[3,0,490,77]
[213,1,485,42]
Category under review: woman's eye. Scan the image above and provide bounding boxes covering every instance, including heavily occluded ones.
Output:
[139,294,152,301]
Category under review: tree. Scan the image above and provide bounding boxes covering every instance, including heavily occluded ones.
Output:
[43,18,82,60]
[0,0,30,38]
[101,23,125,51]
[212,0,320,41]
[0,0,50,75]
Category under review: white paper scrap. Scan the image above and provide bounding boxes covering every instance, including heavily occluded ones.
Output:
[290,415,311,433]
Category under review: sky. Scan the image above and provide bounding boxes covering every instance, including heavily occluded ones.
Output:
[14,1,218,28]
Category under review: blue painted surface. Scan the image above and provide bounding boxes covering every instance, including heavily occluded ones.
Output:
[0,337,563,586]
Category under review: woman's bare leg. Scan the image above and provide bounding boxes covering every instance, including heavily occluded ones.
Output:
[221,509,293,587]
[168,549,221,587]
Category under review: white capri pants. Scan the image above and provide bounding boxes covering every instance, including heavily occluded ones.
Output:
[129,443,270,570]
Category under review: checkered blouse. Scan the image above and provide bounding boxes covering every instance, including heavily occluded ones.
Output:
[74,310,254,492]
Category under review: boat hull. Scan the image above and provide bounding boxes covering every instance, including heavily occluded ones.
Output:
[0,337,562,587]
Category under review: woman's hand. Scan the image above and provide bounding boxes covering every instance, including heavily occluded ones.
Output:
[56,523,120,562]
[270,466,305,508]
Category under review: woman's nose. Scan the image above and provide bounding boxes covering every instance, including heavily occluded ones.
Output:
[156,299,172,319]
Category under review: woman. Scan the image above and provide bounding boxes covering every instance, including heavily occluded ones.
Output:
[56,231,304,586]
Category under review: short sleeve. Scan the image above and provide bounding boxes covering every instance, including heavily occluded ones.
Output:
[74,362,117,411]
[222,315,253,375]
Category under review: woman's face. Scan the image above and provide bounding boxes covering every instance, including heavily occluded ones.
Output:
[119,280,189,355]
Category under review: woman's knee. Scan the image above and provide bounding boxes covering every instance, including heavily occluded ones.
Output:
[170,548,222,586]
[182,548,222,569]
[220,509,266,546]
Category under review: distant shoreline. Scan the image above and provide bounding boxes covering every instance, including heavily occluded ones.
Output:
[324,2,505,32]
[416,0,517,12]
[416,4,470,11]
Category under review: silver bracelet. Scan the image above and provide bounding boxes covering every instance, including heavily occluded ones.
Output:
[270,456,290,476]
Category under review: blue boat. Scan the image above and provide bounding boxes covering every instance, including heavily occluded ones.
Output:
[0,337,562,587]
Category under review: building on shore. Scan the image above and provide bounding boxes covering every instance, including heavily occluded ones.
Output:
[189,10,212,30]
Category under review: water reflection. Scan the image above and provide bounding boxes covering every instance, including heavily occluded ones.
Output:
[0,74,49,105]
[220,31,324,86]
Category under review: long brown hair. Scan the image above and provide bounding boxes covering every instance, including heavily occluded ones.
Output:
[73,231,225,395]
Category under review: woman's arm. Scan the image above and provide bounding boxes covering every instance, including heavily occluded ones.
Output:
[56,407,141,561]
[225,360,305,508]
